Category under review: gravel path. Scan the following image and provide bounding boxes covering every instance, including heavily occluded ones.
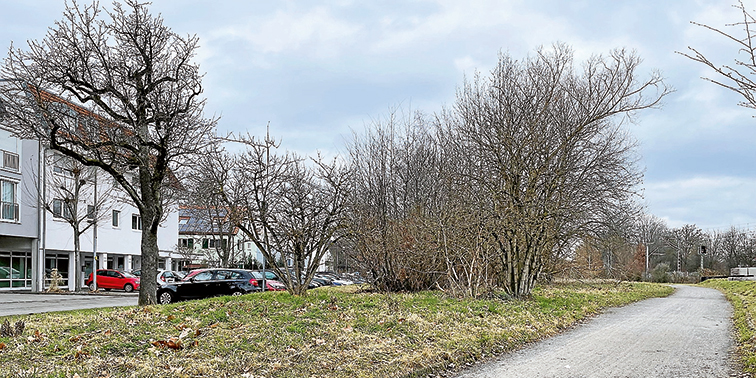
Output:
[454,285,736,378]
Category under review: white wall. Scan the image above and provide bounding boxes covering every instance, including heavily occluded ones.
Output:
[44,165,179,258]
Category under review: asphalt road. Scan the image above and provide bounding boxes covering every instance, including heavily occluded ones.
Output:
[455,285,736,378]
[0,292,138,317]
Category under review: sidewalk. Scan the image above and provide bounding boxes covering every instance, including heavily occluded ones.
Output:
[0,292,138,317]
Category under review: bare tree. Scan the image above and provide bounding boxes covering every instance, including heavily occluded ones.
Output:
[42,153,114,290]
[680,1,756,111]
[708,227,755,271]
[180,189,241,268]
[196,136,350,295]
[665,224,705,272]
[345,108,469,293]
[0,0,216,304]
[452,43,670,297]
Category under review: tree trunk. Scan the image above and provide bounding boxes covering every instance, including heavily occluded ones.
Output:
[138,224,159,305]
[72,229,81,291]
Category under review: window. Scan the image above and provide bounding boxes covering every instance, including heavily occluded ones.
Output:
[112,210,120,227]
[52,199,73,220]
[202,238,224,249]
[1,180,18,221]
[87,205,95,220]
[131,213,142,230]
[52,164,73,177]
[2,151,19,172]
[193,271,213,281]
[179,238,194,249]
[51,153,75,177]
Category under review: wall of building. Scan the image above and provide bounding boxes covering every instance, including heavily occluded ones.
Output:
[42,169,181,290]
[0,127,41,291]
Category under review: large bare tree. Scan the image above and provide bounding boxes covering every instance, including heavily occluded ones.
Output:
[0,0,215,304]
[453,43,670,297]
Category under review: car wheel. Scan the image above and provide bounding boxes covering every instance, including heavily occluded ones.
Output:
[124,283,134,292]
[88,282,96,291]
[231,290,244,297]
[158,291,174,304]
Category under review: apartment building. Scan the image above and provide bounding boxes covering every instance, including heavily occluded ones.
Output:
[0,100,183,292]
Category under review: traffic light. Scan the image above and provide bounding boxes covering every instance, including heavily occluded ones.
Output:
[701,245,707,254]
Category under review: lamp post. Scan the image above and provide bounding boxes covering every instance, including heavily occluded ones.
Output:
[645,241,655,280]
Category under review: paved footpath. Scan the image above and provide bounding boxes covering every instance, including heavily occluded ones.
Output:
[455,285,736,378]
[0,292,138,317]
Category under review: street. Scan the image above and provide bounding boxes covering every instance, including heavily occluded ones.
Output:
[455,285,735,378]
[0,292,138,317]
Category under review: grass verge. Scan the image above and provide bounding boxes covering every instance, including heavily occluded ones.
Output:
[0,281,672,378]
[700,279,756,374]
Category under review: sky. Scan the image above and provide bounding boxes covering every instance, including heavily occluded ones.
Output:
[1,0,755,232]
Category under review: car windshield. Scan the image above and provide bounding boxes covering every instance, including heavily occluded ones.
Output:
[122,272,137,278]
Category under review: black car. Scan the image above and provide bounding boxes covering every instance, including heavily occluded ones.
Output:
[156,268,260,304]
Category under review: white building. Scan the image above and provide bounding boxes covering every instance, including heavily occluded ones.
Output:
[0,100,182,292]
[42,152,181,289]
[0,125,41,290]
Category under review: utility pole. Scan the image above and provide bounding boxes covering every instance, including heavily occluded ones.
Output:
[91,169,98,291]
[645,241,654,280]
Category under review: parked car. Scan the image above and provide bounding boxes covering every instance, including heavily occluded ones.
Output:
[316,272,353,286]
[156,268,260,304]
[249,270,282,281]
[128,269,141,277]
[248,271,287,291]
[86,269,140,292]
[157,270,186,284]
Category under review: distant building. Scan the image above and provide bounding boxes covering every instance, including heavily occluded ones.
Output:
[178,206,249,268]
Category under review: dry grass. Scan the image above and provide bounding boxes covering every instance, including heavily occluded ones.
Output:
[0,281,672,378]
[700,279,756,374]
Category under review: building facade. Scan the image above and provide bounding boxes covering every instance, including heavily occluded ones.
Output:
[0,113,184,292]
[178,207,248,268]
[0,126,42,290]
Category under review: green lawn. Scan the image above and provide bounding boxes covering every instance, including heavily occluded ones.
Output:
[0,282,673,378]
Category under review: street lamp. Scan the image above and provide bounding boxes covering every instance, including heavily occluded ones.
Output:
[645,241,655,280]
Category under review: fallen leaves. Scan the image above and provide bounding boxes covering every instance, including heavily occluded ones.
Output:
[151,338,182,350]
[26,329,44,343]
[73,345,89,360]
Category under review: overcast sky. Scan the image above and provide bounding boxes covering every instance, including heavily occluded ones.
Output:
[2,0,755,232]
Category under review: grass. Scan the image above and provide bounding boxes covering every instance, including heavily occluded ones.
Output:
[700,279,756,374]
[0,281,673,378]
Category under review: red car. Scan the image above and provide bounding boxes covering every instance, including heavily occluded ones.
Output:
[86,269,140,292]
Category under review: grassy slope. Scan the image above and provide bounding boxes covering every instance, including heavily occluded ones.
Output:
[700,279,756,374]
[0,282,673,378]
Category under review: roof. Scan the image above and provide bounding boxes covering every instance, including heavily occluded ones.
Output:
[178,206,238,236]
